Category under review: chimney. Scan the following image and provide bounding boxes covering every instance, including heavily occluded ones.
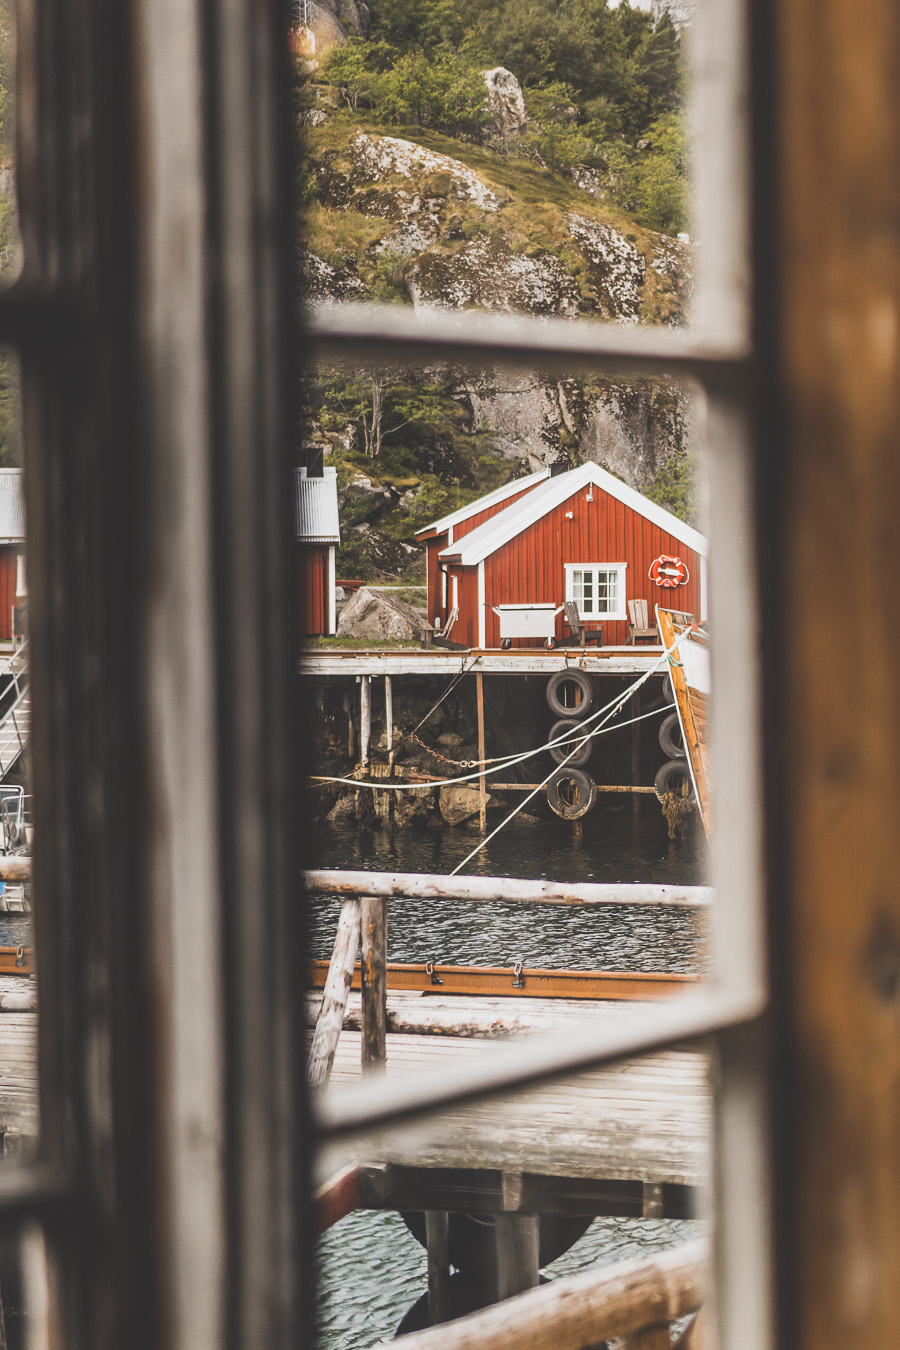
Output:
[306,445,324,478]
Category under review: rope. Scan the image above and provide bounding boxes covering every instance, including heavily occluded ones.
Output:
[407,654,479,739]
[448,626,692,876]
[311,646,681,793]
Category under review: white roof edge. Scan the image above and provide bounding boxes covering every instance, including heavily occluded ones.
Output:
[416,468,551,537]
[440,462,708,565]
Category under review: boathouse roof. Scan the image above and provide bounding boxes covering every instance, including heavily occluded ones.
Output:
[415,467,550,540]
[439,462,708,566]
[294,466,340,545]
[0,469,25,544]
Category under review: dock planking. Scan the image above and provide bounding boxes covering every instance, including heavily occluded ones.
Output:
[318,1001,710,1190]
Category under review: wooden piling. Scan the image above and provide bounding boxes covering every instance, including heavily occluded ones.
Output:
[360,895,387,1071]
[476,671,487,831]
[307,900,361,1088]
[359,674,371,767]
[631,691,641,816]
[344,688,355,759]
[494,1214,540,1301]
[622,1327,671,1350]
[425,1211,450,1325]
[385,675,394,767]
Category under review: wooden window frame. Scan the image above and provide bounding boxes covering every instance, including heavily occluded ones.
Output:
[564,562,627,621]
[0,0,889,1346]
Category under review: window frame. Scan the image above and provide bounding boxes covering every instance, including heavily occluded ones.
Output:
[564,561,627,621]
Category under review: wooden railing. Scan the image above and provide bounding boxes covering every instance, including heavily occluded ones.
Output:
[304,869,709,1086]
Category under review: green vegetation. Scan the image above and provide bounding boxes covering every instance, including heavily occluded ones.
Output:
[315,0,689,233]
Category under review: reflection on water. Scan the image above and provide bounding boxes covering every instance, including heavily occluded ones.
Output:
[311,801,708,1347]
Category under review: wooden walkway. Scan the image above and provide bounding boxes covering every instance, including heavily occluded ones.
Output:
[300,647,664,678]
[319,994,710,1190]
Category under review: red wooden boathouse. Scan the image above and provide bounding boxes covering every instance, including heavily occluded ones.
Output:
[415,468,550,629]
[296,465,340,637]
[0,470,26,645]
[424,462,707,649]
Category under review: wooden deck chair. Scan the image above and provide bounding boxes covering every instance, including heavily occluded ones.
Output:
[562,600,603,648]
[627,598,658,644]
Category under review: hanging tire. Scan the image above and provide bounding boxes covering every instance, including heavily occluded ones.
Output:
[661,675,675,704]
[546,669,594,719]
[654,759,694,802]
[658,712,686,759]
[548,718,592,767]
[550,712,591,766]
[546,767,596,819]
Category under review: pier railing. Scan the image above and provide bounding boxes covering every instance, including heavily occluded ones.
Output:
[304,869,712,1087]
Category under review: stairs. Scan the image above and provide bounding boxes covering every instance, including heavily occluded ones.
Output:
[0,645,29,781]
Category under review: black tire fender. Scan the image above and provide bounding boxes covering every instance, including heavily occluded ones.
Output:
[654,759,694,803]
[546,669,594,719]
[548,718,592,767]
[658,711,686,759]
[661,675,675,704]
[546,767,597,819]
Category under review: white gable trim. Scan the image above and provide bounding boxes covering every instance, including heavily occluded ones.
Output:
[416,468,550,538]
[439,463,708,566]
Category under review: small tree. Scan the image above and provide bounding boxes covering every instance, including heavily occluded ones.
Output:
[323,36,373,111]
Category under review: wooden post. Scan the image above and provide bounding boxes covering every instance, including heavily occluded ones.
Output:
[631,691,641,817]
[344,687,355,759]
[359,674,371,767]
[426,1210,450,1326]
[494,1213,540,1301]
[385,675,394,767]
[307,899,361,1088]
[360,895,387,1070]
[476,671,487,831]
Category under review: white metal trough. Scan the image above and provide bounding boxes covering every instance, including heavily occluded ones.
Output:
[492,603,563,648]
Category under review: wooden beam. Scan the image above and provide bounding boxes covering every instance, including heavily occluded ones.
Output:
[391,1239,706,1350]
[360,896,387,1071]
[425,1211,450,1325]
[306,961,699,1002]
[476,671,487,831]
[307,899,360,1088]
[0,949,34,977]
[303,870,713,909]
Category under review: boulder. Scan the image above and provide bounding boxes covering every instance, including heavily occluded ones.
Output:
[327,794,359,824]
[337,586,432,641]
[482,67,527,143]
[394,789,437,827]
[438,784,498,826]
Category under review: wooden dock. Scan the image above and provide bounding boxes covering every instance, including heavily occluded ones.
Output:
[300,646,665,679]
[317,992,710,1193]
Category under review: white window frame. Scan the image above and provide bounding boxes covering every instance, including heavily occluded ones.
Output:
[15,551,26,597]
[564,562,627,621]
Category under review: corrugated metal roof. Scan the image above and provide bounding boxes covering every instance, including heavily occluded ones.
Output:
[0,469,24,542]
[295,466,340,544]
[439,462,707,566]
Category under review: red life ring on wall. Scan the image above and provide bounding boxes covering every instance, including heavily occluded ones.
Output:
[649,554,689,588]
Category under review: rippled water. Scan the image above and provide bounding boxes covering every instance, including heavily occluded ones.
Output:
[310,801,709,1348]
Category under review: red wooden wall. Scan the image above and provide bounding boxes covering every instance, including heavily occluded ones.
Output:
[0,549,21,642]
[424,480,546,628]
[298,545,327,637]
[446,483,703,648]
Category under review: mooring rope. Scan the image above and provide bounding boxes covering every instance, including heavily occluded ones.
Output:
[310,642,685,794]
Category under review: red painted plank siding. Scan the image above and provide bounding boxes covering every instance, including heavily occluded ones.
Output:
[449,484,702,648]
[298,545,327,636]
[424,480,545,627]
[0,549,21,642]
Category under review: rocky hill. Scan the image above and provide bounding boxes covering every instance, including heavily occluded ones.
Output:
[298,28,699,582]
